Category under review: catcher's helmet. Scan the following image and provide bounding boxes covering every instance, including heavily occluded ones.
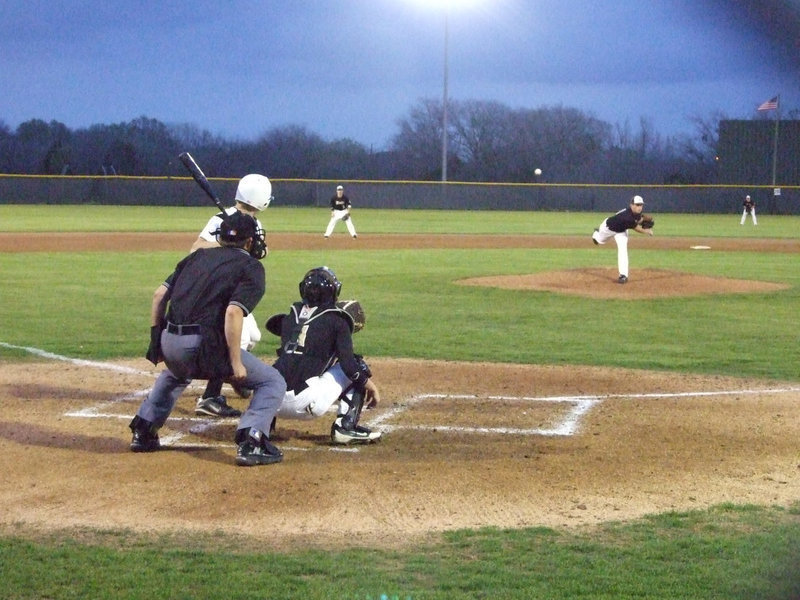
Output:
[299,266,342,306]
[235,174,272,211]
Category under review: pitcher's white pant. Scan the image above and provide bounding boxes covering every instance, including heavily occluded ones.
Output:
[592,220,629,277]
[277,364,352,420]
[740,209,757,225]
[324,210,357,237]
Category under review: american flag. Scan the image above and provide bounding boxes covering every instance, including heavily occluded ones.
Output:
[757,96,779,111]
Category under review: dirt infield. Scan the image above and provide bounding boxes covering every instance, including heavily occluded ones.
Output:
[1,232,798,549]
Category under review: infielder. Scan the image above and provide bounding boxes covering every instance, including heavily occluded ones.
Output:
[324,184,358,238]
[591,195,654,283]
[132,210,286,466]
[266,267,381,444]
[191,174,272,417]
[740,194,757,225]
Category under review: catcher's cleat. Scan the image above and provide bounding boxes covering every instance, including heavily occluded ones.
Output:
[129,416,160,452]
[618,275,628,284]
[235,428,283,466]
[195,395,241,418]
[331,419,382,444]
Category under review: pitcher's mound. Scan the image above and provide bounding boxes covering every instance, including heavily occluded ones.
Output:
[458,268,788,299]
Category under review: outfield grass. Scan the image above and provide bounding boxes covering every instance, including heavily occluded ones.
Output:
[0,205,798,598]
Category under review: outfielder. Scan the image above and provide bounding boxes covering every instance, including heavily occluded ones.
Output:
[266,267,381,444]
[131,210,286,466]
[740,194,757,225]
[324,184,358,238]
[591,195,654,283]
[191,174,272,417]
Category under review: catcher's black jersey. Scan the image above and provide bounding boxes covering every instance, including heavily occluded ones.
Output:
[164,246,265,330]
[606,207,642,233]
[329,194,351,211]
[273,302,360,393]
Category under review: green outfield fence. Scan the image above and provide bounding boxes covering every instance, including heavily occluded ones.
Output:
[0,174,798,214]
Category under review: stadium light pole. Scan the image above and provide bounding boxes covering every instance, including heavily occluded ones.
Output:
[441,9,449,182]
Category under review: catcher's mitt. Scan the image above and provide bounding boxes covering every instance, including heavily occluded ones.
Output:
[336,299,365,333]
[639,214,655,229]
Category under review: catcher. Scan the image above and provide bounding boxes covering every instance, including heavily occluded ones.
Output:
[266,266,381,444]
[591,195,654,284]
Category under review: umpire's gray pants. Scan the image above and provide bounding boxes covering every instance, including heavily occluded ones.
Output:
[136,331,286,438]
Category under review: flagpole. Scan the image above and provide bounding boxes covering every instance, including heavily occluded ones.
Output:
[771,95,780,187]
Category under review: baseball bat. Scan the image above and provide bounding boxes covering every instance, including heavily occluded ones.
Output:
[178,151,227,214]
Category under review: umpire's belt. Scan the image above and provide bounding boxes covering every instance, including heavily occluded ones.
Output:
[166,322,201,335]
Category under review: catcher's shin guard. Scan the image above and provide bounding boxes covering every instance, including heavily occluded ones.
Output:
[331,388,381,444]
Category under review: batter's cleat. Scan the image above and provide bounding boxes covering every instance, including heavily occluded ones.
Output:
[129,416,160,452]
[195,395,241,418]
[235,428,283,466]
[331,420,381,445]
[618,274,628,284]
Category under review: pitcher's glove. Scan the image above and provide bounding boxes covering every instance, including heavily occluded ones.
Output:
[639,215,655,229]
[337,299,366,333]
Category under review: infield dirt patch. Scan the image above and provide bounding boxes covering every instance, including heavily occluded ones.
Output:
[0,232,798,549]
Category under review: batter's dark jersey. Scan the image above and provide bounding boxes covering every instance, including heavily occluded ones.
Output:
[273,302,360,393]
[605,207,642,233]
[163,246,265,376]
[329,194,351,211]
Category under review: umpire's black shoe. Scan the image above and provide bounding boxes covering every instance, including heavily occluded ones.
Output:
[129,416,160,452]
[235,428,283,466]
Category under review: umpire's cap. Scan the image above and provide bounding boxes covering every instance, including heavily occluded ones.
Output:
[214,210,258,244]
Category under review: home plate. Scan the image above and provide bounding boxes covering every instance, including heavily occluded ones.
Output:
[690,245,711,250]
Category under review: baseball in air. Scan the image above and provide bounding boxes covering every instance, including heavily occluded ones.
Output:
[534,168,542,176]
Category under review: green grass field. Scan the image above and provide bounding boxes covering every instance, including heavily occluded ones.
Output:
[0,205,798,599]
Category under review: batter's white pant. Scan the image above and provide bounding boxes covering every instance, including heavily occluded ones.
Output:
[740,209,757,225]
[592,220,629,277]
[277,364,352,420]
[325,210,357,237]
[241,312,261,351]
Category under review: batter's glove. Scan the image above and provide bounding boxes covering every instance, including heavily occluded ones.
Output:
[639,214,655,229]
[337,299,366,333]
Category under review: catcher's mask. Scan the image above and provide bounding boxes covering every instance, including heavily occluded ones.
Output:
[213,210,267,259]
[299,266,342,306]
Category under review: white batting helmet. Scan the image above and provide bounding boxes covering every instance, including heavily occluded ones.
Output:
[235,174,272,211]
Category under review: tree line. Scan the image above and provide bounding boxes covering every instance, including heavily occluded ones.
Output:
[0,99,790,184]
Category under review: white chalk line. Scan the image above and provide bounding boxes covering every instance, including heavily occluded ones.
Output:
[6,342,800,444]
[1,342,357,453]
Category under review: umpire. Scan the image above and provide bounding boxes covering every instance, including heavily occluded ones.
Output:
[129,210,286,466]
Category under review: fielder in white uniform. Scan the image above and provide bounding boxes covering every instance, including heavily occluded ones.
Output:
[324,185,358,238]
[740,194,757,225]
[591,195,653,284]
[191,174,273,416]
